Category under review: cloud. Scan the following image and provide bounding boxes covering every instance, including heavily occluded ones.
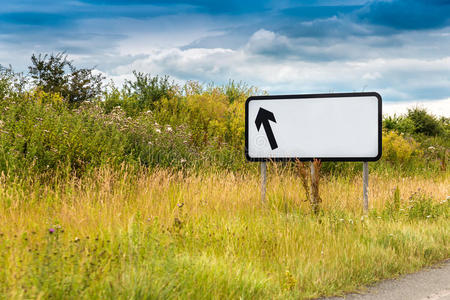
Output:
[384,98,450,117]
[102,30,450,109]
[244,29,293,57]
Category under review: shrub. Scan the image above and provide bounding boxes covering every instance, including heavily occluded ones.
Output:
[0,93,198,179]
[382,130,420,165]
[123,71,178,110]
[406,108,443,136]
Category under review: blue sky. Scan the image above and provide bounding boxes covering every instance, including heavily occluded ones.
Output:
[0,0,449,115]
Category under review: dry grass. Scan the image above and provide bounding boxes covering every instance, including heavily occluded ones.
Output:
[0,167,448,299]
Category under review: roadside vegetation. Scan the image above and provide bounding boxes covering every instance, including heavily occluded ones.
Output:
[0,54,448,299]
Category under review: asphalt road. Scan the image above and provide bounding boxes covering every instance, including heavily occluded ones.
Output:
[323,259,450,300]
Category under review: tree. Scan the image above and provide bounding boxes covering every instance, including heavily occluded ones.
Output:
[406,107,443,136]
[0,65,27,99]
[123,71,175,109]
[28,53,104,105]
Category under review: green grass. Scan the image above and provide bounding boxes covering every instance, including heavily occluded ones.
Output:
[0,168,448,299]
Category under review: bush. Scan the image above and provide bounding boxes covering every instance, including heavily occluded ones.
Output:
[406,108,443,136]
[0,92,198,179]
[382,130,420,165]
[383,108,445,137]
[123,71,178,111]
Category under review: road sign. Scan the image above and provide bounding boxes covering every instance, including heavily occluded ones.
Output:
[245,92,382,162]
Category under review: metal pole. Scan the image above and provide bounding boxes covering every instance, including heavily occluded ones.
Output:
[310,161,315,205]
[261,161,267,204]
[363,161,369,213]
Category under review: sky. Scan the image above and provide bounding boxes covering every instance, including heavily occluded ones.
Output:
[0,0,449,116]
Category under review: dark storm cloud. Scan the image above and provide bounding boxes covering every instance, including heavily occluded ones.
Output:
[79,0,271,14]
[0,12,69,26]
[356,0,450,30]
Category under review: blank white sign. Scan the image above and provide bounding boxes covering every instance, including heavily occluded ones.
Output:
[245,93,381,161]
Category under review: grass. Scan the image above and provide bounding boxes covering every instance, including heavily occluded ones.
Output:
[0,167,448,299]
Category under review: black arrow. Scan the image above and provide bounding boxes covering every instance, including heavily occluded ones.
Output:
[255,107,278,150]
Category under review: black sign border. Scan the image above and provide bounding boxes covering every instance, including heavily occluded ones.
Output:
[245,92,382,162]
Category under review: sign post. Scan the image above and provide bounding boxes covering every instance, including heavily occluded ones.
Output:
[363,161,369,213]
[261,161,267,204]
[245,92,382,211]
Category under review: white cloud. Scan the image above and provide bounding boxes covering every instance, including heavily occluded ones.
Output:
[384,98,450,117]
[102,30,450,109]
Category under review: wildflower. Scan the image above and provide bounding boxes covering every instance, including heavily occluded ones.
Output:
[166,126,173,132]
[428,146,436,151]
[155,128,161,133]
[148,141,153,145]
[49,228,55,234]
[146,110,152,114]
[180,158,187,163]
[177,202,184,208]
[426,215,431,218]
[74,237,80,242]
[339,218,344,222]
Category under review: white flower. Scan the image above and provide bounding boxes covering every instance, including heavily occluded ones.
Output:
[166,126,173,132]
[180,158,187,163]
[428,146,436,151]
[155,128,161,133]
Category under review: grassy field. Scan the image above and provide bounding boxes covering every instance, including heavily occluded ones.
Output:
[1,167,448,299]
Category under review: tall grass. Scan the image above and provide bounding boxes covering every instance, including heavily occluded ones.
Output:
[1,168,448,299]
